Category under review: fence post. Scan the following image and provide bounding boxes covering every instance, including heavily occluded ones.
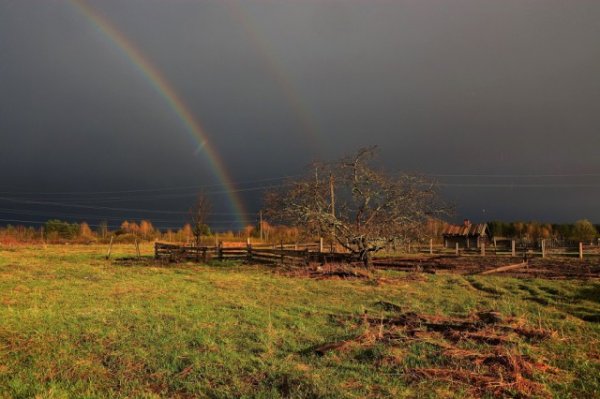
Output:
[541,239,546,258]
[135,239,141,258]
[247,242,252,263]
[481,242,485,257]
[217,241,223,260]
[455,242,459,256]
[106,236,114,260]
[511,240,516,257]
[319,237,324,253]
[579,242,583,260]
[280,240,284,265]
[429,239,433,255]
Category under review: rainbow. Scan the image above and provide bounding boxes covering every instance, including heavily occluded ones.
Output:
[69,0,249,227]
[225,1,322,154]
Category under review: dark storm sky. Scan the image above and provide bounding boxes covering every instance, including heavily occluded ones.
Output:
[1,0,599,229]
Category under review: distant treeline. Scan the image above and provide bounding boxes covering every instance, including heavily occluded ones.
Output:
[0,219,200,244]
[0,218,597,245]
[486,219,599,242]
[0,219,304,245]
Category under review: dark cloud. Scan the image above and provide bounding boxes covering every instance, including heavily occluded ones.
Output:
[1,0,599,228]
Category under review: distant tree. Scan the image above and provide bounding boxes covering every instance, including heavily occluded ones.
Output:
[190,193,211,246]
[266,147,447,267]
[178,223,193,243]
[120,221,130,233]
[130,222,140,236]
[44,220,79,239]
[513,222,525,238]
[488,221,507,237]
[260,220,273,242]
[540,223,553,239]
[97,220,109,239]
[572,219,597,242]
[120,221,141,236]
[552,223,573,240]
[139,220,154,239]
[244,225,255,238]
[79,222,94,238]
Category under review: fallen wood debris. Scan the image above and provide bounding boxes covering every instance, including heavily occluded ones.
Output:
[479,261,528,275]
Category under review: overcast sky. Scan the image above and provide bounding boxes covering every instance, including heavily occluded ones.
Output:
[1,0,599,229]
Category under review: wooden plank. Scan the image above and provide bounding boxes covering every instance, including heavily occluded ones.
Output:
[479,261,528,275]
[253,249,308,257]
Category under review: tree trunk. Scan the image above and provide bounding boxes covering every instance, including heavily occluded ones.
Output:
[357,237,373,269]
[362,251,373,269]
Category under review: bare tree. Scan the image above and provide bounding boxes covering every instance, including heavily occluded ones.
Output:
[190,193,211,247]
[266,147,447,267]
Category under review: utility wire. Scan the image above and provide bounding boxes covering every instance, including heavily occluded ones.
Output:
[0,208,246,224]
[1,171,597,197]
[0,197,266,216]
[0,183,295,204]
[0,174,303,196]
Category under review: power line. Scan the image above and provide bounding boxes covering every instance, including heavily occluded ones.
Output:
[0,197,191,215]
[1,183,294,204]
[1,170,597,200]
[0,197,264,215]
[1,171,597,225]
[0,208,249,224]
[0,174,303,196]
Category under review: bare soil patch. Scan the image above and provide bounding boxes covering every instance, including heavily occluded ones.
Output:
[372,255,600,279]
[276,263,375,280]
[310,309,561,398]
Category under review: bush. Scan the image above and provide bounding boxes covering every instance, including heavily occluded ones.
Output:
[44,220,79,239]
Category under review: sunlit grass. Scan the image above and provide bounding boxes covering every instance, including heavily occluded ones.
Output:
[0,245,598,398]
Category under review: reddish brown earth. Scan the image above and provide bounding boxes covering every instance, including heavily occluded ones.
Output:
[371,255,600,279]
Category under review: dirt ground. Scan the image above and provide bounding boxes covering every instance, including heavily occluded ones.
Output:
[371,255,600,279]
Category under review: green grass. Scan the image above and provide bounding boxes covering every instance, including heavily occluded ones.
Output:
[0,245,599,398]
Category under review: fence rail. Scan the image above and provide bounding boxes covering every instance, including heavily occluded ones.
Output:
[155,238,598,266]
[154,241,357,265]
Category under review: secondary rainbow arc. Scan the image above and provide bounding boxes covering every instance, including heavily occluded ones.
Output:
[224,0,322,155]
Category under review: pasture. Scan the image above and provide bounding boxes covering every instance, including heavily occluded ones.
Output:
[0,244,599,398]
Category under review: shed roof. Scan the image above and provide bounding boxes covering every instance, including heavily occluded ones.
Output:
[443,223,488,237]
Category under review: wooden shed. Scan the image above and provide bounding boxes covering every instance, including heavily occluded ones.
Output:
[443,220,489,249]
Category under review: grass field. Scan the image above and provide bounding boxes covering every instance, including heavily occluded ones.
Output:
[0,245,599,398]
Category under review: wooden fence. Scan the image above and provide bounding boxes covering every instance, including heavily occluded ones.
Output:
[155,242,354,266]
[156,238,598,266]
[404,238,599,259]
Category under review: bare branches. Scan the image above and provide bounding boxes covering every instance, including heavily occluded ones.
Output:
[265,147,447,267]
[189,193,211,246]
